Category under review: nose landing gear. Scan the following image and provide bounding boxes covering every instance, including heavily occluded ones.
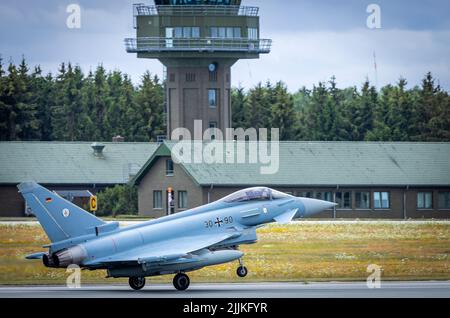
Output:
[236,258,248,278]
[173,273,190,291]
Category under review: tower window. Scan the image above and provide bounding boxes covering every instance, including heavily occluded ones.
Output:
[167,27,200,39]
[210,27,241,39]
[186,73,196,82]
[209,122,218,140]
[174,27,183,38]
[209,71,217,82]
[192,27,200,38]
[248,28,258,40]
[208,89,217,108]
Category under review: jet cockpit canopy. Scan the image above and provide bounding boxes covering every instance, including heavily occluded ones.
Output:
[222,187,291,203]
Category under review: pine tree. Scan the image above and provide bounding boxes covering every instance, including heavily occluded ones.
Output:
[411,72,449,141]
[292,87,311,140]
[52,63,86,141]
[327,76,350,141]
[0,58,39,140]
[120,74,138,141]
[30,66,54,140]
[305,82,331,140]
[386,78,412,141]
[244,83,271,138]
[427,90,450,141]
[231,87,246,129]
[358,81,376,140]
[105,70,126,139]
[344,80,376,141]
[270,81,297,140]
[91,65,109,141]
[132,72,165,141]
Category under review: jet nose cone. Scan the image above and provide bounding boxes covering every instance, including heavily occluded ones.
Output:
[300,198,337,217]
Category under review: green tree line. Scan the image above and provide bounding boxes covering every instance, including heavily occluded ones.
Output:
[233,75,450,142]
[0,57,165,142]
[1,57,449,142]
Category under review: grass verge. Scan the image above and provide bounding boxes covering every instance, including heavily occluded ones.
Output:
[0,221,448,285]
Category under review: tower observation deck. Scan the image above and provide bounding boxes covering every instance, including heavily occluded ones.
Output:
[125,0,272,139]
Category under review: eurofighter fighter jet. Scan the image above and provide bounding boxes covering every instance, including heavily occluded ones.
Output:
[19,182,336,291]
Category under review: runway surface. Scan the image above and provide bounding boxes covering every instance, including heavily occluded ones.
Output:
[1,281,449,298]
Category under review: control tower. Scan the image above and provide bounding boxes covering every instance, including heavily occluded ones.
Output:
[125,0,271,139]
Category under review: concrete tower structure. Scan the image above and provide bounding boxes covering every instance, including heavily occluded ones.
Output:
[125,0,271,139]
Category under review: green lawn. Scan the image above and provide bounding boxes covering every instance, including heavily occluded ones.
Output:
[0,221,448,285]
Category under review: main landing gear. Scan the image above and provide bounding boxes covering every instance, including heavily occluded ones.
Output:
[129,277,146,290]
[173,273,190,291]
[128,274,191,291]
[236,258,248,278]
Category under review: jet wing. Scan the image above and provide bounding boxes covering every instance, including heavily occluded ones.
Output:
[85,232,240,267]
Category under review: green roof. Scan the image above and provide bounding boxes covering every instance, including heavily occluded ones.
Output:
[0,142,159,185]
[134,141,450,187]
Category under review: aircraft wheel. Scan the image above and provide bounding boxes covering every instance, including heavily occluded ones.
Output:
[173,273,190,291]
[237,266,248,278]
[129,277,146,290]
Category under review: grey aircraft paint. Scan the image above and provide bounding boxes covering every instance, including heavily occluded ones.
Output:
[19,182,335,291]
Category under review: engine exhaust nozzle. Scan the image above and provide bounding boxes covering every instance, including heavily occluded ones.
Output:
[52,245,87,268]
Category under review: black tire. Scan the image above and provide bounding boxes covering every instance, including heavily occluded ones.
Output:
[173,273,190,291]
[129,277,146,290]
[237,266,248,278]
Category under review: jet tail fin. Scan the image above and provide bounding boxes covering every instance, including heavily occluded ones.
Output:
[18,182,105,243]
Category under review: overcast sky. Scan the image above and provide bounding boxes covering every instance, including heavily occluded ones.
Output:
[1,0,449,91]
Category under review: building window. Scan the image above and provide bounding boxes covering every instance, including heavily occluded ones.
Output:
[166,159,174,176]
[169,73,175,82]
[234,27,241,38]
[210,27,241,39]
[248,27,258,40]
[315,192,333,202]
[208,89,217,108]
[174,27,183,38]
[299,192,313,198]
[178,191,188,209]
[192,27,200,38]
[153,191,163,209]
[169,27,200,39]
[209,71,218,82]
[355,192,371,209]
[417,192,433,209]
[336,191,352,209]
[209,122,218,140]
[374,192,390,209]
[186,73,196,82]
[438,192,450,209]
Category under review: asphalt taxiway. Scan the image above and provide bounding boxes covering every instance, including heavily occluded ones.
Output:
[1,281,449,298]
